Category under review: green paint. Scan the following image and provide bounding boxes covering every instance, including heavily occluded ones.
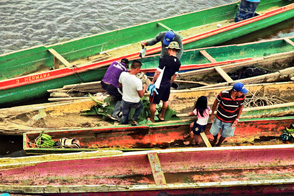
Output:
[0,0,293,106]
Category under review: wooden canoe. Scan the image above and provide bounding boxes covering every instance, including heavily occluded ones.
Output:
[1,81,294,135]
[3,145,294,195]
[1,0,294,106]
[23,116,294,154]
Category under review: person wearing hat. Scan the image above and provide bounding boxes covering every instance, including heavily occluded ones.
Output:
[141,30,183,59]
[148,41,181,122]
[101,58,129,120]
[209,82,248,146]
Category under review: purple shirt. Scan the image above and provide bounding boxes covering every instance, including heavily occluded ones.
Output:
[102,61,127,88]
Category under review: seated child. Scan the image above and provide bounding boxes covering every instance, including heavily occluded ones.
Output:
[184,96,210,146]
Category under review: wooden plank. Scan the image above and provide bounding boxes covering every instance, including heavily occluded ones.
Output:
[48,48,72,68]
[147,152,167,185]
[200,132,212,147]
[157,22,172,31]
[200,50,217,63]
[284,38,294,47]
[214,66,234,82]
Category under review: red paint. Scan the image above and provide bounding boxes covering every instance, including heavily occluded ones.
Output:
[24,117,294,151]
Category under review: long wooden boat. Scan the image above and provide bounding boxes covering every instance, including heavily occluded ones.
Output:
[141,36,294,73]
[1,0,294,106]
[3,145,294,195]
[1,81,293,135]
[23,116,294,154]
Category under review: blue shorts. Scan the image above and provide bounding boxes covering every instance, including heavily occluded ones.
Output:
[209,118,235,137]
[192,122,206,135]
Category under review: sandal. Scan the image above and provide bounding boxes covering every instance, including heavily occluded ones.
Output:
[156,114,164,122]
[131,121,138,126]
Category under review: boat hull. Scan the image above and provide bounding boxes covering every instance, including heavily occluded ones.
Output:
[3,145,294,195]
[23,116,294,154]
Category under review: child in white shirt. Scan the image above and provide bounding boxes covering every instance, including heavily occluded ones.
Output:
[184,96,210,146]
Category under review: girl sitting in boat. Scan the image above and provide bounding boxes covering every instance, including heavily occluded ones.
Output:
[184,96,210,146]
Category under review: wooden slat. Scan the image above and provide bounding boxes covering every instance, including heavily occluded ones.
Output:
[147,152,167,185]
[48,48,72,68]
[284,38,294,47]
[214,66,234,82]
[200,132,212,147]
[200,50,217,63]
[157,22,172,31]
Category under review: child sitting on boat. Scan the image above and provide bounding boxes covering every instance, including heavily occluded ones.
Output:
[184,96,210,146]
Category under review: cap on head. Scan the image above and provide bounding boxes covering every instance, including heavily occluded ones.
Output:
[163,30,175,46]
[166,41,180,50]
[121,58,129,65]
[233,82,248,94]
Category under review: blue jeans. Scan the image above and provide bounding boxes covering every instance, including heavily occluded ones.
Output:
[120,100,143,124]
[209,118,235,138]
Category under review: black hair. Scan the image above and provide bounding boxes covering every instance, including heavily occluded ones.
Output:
[131,60,142,69]
[194,96,208,117]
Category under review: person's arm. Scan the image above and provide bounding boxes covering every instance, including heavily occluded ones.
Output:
[175,35,183,59]
[188,112,195,116]
[137,84,148,98]
[118,82,122,88]
[232,105,244,127]
[143,32,164,47]
[209,99,219,122]
[151,69,161,84]
[170,73,178,84]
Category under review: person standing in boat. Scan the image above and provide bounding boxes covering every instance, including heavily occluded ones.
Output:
[184,96,210,146]
[209,82,248,147]
[119,60,147,126]
[101,58,129,121]
[141,30,183,60]
[148,41,181,122]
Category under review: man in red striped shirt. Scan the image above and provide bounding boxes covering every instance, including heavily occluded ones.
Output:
[209,82,248,147]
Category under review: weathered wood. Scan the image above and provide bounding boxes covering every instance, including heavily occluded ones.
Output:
[284,37,294,47]
[200,132,212,147]
[157,22,172,31]
[48,48,72,68]
[200,50,217,63]
[214,66,234,82]
[147,152,167,185]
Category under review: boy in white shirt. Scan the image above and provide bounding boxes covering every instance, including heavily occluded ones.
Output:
[119,60,147,125]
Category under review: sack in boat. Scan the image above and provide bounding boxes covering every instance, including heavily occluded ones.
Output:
[57,138,81,148]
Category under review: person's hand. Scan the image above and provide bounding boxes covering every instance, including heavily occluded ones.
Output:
[209,114,214,123]
[147,84,158,96]
[141,42,146,48]
[232,119,239,127]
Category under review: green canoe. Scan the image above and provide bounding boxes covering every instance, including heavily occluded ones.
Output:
[1,0,294,106]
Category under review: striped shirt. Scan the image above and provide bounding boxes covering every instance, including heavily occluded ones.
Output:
[216,89,245,123]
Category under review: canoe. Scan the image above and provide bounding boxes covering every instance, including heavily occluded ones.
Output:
[1,81,293,135]
[23,116,294,154]
[1,0,294,106]
[141,36,294,74]
[3,145,294,195]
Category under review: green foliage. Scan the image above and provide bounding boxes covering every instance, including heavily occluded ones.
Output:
[35,132,55,148]
[82,96,180,124]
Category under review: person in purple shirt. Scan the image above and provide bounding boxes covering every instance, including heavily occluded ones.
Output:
[101,58,129,120]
